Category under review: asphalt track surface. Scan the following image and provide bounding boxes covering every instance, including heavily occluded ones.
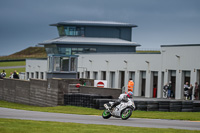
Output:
[0,66,25,69]
[0,107,200,130]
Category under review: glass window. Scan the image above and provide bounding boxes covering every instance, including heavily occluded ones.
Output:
[90,48,96,52]
[45,45,58,55]
[64,26,84,36]
[36,72,39,79]
[66,48,71,55]
[26,72,29,80]
[57,26,66,36]
[78,48,83,51]
[61,57,69,71]
[70,57,77,72]
[69,27,76,35]
[53,57,60,71]
[84,48,90,52]
[31,72,34,78]
[41,72,44,79]
[58,48,72,55]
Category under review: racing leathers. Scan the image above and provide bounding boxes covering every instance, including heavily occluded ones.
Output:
[110,93,132,109]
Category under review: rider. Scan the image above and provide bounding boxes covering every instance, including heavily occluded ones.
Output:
[109,91,133,110]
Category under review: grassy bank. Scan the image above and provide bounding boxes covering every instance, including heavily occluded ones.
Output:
[0,118,199,133]
[0,61,25,67]
[0,100,200,121]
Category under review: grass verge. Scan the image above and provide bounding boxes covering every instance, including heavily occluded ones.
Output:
[0,100,200,121]
[0,118,199,133]
[0,61,25,67]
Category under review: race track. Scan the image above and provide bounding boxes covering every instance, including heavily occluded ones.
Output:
[0,107,199,130]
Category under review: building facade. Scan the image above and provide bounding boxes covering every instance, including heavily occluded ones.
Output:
[25,21,200,100]
[77,44,200,99]
[39,21,139,79]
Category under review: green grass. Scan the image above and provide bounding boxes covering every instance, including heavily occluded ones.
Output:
[0,118,199,133]
[0,68,25,78]
[0,100,200,121]
[0,61,25,67]
[0,47,47,60]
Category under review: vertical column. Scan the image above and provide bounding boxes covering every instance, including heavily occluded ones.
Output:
[115,71,119,89]
[90,71,93,79]
[106,71,110,88]
[164,69,169,85]
[39,72,41,79]
[124,70,129,92]
[134,70,141,96]
[190,69,197,100]
[98,71,101,80]
[145,70,152,98]
[175,70,183,99]
[157,71,163,98]
[44,72,47,80]
[79,71,82,79]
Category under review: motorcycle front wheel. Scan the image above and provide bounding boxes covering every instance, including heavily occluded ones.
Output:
[121,108,132,120]
[102,110,112,119]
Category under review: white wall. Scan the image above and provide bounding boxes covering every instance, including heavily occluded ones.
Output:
[77,45,200,99]
[26,45,200,99]
[26,59,47,80]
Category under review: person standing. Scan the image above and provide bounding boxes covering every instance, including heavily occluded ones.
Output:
[128,78,134,92]
[184,82,189,100]
[168,81,172,99]
[163,83,169,98]
[188,84,193,100]
[194,82,199,100]
[9,72,13,79]
[13,71,19,79]
[1,70,6,78]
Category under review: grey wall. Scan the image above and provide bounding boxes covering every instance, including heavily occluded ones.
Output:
[85,26,131,41]
[0,78,59,106]
[79,86,121,99]
[0,78,98,106]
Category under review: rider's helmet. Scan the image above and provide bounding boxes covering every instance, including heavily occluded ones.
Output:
[127,91,133,98]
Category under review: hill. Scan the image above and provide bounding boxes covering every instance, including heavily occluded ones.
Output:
[0,47,47,61]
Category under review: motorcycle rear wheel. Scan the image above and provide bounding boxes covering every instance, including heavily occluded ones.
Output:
[121,108,132,120]
[102,110,112,119]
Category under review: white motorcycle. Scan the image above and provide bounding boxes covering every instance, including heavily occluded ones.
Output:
[102,99,135,120]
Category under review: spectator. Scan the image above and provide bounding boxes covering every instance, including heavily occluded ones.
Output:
[188,84,193,100]
[194,82,199,100]
[1,70,6,78]
[184,82,189,100]
[199,83,200,100]
[168,81,172,99]
[153,84,157,98]
[163,83,168,98]
[9,72,13,79]
[13,71,19,79]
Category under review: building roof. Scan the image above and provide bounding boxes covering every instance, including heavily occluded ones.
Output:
[50,20,138,27]
[161,44,200,47]
[39,36,140,47]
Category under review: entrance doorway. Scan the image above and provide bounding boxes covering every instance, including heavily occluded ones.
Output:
[140,71,146,96]
[169,70,176,98]
[119,71,125,88]
[152,72,158,98]
[183,71,190,85]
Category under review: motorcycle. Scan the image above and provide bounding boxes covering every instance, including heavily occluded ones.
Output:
[102,98,135,120]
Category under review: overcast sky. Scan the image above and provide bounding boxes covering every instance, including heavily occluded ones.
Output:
[0,0,200,55]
